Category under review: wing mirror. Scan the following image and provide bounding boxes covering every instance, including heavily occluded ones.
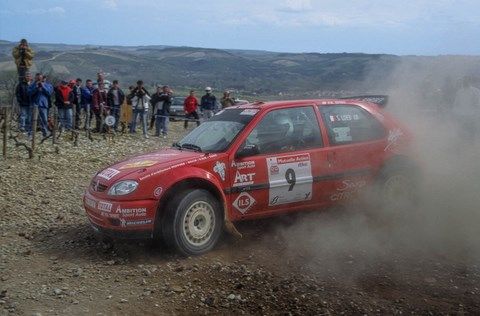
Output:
[235,144,259,158]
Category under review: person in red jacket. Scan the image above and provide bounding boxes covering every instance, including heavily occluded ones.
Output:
[54,80,74,131]
[92,81,108,133]
[184,90,200,129]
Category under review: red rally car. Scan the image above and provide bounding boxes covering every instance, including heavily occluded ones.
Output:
[84,97,416,255]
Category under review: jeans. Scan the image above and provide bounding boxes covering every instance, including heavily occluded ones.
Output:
[19,105,31,132]
[58,107,73,130]
[203,109,214,119]
[29,106,49,137]
[130,109,147,135]
[111,106,121,130]
[184,111,200,129]
[155,111,169,136]
[74,103,82,129]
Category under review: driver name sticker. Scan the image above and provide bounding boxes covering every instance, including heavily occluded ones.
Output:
[266,154,313,206]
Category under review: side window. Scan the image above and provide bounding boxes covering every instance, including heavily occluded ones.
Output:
[243,106,322,155]
[319,105,386,145]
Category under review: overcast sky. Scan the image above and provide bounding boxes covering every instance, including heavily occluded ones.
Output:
[1,0,479,55]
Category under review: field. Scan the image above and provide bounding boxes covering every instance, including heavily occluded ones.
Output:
[1,121,480,315]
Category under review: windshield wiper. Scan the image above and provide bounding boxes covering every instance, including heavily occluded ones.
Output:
[181,143,203,152]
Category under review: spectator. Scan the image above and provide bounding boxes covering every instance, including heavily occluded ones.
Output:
[15,72,32,132]
[92,81,108,133]
[81,79,94,130]
[183,89,200,129]
[107,80,125,131]
[28,73,53,137]
[151,85,173,138]
[220,90,235,109]
[96,72,111,90]
[200,87,216,119]
[72,78,83,129]
[54,80,74,132]
[129,80,150,138]
[12,39,34,82]
[453,76,480,141]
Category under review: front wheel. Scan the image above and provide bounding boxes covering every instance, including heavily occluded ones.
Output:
[162,189,223,256]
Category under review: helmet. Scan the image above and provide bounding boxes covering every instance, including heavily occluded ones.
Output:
[274,114,294,138]
[205,86,212,92]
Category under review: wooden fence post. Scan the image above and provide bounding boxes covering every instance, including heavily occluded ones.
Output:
[31,106,38,153]
[2,108,7,158]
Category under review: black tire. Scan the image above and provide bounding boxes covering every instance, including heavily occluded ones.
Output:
[161,189,223,256]
[378,161,418,214]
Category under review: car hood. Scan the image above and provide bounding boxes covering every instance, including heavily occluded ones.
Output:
[95,148,205,184]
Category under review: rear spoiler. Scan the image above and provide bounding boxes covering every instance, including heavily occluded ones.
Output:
[340,95,388,108]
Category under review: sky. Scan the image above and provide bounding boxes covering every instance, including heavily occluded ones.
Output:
[1,0,479,55]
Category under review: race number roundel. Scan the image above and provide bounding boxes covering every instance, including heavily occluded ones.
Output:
[266,154,313,206]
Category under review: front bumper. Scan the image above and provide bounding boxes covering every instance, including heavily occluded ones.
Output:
[83,191,157,239]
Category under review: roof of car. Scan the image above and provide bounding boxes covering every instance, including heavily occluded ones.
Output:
[230,99,379,111]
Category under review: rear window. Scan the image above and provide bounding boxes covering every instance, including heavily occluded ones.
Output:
[319,104,386,145]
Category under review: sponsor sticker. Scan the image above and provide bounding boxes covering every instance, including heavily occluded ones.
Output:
[233,192,256,214]
[97,201,113,212]
[98,168,120,180]
[240,109,259,116]
[231,160,255,170]
[332,127,352,142]
[115,206,147,218]
[85,196,97,209]
[233,170,255,187]
[153,187,163,198]
[120,219,153,227]
[119,160,157,170]
[213,161,226,181]
[266,153,313,206]
[384,128,403,151]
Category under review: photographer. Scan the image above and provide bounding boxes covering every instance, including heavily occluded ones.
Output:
[150,85,173,138]
[129,80,150,138]
[28,73,53,138]
[12,39,34,82]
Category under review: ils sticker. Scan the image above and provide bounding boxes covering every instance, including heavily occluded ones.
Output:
[233,192,256,214]
[266,154,313,206]
[98,168,120,180]
[119,160,157,170]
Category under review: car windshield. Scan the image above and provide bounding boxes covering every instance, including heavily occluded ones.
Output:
[177,108,259,153]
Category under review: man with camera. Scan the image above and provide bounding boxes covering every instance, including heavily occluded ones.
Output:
[28,73,53,138]
[129,80,150,138]
[12,39,34,82]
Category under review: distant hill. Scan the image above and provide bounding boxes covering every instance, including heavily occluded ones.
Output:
[1,40,480,101]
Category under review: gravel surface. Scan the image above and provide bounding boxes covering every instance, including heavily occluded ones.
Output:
[1,122,480,315]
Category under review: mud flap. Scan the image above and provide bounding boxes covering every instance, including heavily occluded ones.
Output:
[223,201,242,238]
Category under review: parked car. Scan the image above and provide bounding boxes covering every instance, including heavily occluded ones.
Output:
[84,97,417,255]
[169,96,186,121]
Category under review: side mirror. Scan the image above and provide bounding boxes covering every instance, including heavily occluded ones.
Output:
[235,144,259,158]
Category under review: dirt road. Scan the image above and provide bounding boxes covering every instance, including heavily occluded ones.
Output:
[1,124,480,315]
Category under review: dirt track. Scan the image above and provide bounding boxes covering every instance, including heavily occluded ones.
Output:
[1,123,480,315]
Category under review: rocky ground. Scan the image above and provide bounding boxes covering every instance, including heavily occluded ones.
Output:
[1,122,480,315]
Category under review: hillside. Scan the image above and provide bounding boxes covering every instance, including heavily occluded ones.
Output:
[1,40,480,101]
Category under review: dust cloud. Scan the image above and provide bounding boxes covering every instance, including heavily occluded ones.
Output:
[271,58,480,277]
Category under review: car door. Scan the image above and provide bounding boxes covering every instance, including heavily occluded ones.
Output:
[318,104,387,202]
[228,105,335,219]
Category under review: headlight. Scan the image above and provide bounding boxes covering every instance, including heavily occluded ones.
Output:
[108,180,138,196]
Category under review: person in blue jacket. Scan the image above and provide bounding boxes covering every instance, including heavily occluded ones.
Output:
[28,73,53,137]
[81,79,94,129]
[200,87,217,119]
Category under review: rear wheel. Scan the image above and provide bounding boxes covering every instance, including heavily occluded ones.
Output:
[162,189,223,256]
[378,162,418,214]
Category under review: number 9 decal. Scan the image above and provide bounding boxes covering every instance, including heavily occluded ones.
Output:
[285,168,296,191]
